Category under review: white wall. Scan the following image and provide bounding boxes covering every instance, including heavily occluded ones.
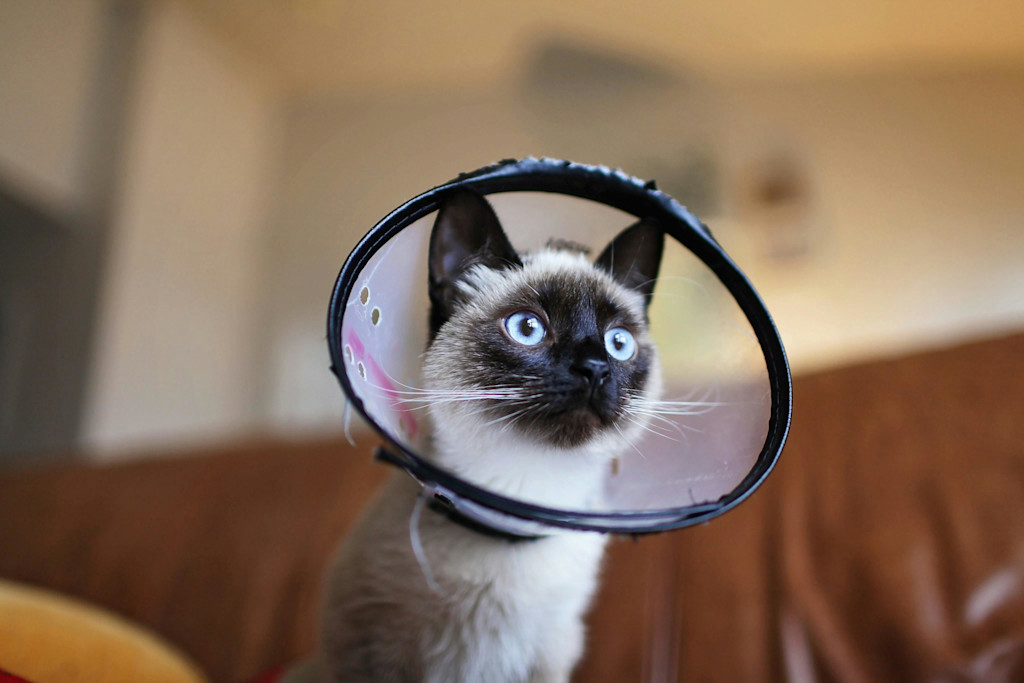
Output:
[82,1,280,456]
[710,70,1024,370]
[255,91,538,436]
[259,69,1024,437]
[0,0,107,214]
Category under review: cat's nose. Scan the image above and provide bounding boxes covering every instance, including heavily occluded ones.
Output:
[572,356,610,389]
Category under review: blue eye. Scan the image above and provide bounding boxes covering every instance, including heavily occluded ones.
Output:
[604,327,636,361]
[505,311,546,346]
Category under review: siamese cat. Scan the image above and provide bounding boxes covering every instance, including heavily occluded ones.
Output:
[294,190,664,683]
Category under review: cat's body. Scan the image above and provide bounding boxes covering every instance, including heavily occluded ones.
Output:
[319,474,608,682]
[299,190,664,683]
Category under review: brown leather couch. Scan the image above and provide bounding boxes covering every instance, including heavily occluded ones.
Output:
[1,333,1022,681]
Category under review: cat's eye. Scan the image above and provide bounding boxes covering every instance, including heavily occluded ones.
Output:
[604,327,636,361]
[505,311,546,346]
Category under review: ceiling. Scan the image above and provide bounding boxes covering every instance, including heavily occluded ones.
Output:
[180,0,1024,93]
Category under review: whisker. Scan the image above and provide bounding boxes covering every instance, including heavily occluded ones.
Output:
[623,409,693,440]
[621,414,685,444]
[629,405,716,417]
[613,423,647,459]
[367,362,543,395]
[624,408,687,431]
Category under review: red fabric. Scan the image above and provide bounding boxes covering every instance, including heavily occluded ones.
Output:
[246,665,285,683]
[0,671,32,683]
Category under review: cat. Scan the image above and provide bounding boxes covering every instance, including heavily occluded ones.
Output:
[295,189,664,683]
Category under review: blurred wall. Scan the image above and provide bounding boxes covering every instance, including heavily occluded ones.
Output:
[4,1,1021,459]
[0,0,107,214]
[258,68,1024,437]
[254,91,536,436]
[0,0,141,458]
[81,1,281,456]
[710,70,1024,369]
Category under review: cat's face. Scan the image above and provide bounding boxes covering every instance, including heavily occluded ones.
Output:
[423,190,663,452]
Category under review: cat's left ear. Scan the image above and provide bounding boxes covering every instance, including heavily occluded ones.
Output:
[595,220,665,307]
[428,189,522,336]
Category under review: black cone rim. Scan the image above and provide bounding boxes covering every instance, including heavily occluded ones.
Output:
[328,157,792,534]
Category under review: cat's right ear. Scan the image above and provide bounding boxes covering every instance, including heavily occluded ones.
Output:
[429,189,522,334]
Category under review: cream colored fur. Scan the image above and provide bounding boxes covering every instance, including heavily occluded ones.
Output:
[290,249,660,683]
[317,475,607,682]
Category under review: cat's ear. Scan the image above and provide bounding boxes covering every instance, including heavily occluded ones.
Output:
[429,189,522,333]
[595,220,664,306]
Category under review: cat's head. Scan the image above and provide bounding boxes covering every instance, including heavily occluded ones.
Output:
[422,189,664,462]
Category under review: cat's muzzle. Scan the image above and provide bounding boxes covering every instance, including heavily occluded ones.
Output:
[520,377,620,448]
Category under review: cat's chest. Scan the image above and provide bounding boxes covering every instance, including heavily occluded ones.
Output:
[432,530,609,612]
[409,533,607,682]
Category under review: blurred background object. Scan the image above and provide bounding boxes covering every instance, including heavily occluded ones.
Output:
[2,0,1022,461]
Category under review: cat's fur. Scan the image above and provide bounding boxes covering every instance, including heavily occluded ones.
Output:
[304,190,664,683]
